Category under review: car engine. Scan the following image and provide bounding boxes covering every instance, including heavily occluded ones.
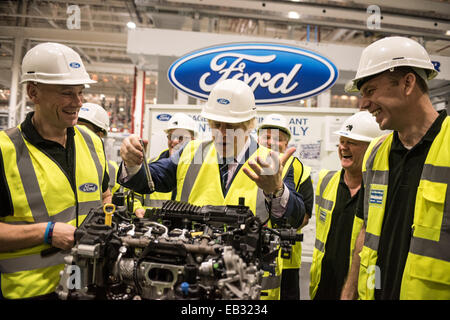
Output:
[56,196,302,300]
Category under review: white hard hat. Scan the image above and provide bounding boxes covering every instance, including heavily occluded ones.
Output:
[164,113,197,136]
[334,111,387,142]
[78,103,110,133]
[20,42,96,85]
[258,113,291,141]
[201,79,257,124]
[346,36,438,92]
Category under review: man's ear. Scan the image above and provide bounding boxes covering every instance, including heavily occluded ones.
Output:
[403,73,416,96]
[26,82,39,103]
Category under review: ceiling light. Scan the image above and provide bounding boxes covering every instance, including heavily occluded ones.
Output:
[127,21,136,29]
[446,30,450,36]
[288,11,300,19]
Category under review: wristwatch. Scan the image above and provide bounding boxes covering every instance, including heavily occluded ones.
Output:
[273,184,285,198]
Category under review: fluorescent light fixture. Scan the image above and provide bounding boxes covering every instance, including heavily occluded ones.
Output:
[288,11,300,19]
[127,21,136,29]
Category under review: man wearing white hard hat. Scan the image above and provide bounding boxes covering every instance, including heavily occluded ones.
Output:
[310,111,387,300]
[258,113,314,300]
[119,79,306,299]
[77,102,145,218]
[341,37,449,300]
[78,102,110,138]
[136,112,198,214]
[0,43,110,299]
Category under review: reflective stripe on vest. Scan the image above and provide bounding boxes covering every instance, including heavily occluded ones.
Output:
[410,163,450,262]
[77,127,104,199]
[143,198,166,208]
[108,160,118,192]
[6,127,50,222]
[180,140,213,202]
[281,157,308,270]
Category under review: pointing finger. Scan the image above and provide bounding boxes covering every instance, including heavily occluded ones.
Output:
[280,147,296,166]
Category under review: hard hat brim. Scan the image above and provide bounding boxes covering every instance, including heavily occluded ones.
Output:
[333,130,373,142]
[201,110,255,124]
[20,78,97,85]
[258,125,291,140]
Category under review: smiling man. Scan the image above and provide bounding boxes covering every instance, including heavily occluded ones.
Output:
[310,111,386,300]
[341,37,450,300]
[0,43,110,299]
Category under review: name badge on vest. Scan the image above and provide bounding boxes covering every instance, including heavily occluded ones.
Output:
[369,188,385,205]
[319,209,327,222]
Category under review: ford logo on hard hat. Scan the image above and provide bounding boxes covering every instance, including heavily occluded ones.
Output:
[168,43,338,105]
[217,98,230,105]
[157,114,172,121]
[69,62,81,69]
[79,183,98,193]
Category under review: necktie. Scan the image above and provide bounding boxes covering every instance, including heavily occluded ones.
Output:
[219,159,229,192]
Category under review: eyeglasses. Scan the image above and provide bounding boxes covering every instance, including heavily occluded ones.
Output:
[167,135,191,142]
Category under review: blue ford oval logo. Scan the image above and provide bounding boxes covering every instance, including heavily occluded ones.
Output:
[69,62,81,69]
[79,183,98,193]
[217,98,230,105]
[168,43,338,105]
[156,114,172,121]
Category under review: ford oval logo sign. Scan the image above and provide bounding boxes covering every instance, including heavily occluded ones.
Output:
[156,114,172,121]
[79,183,98,193]
[168,43,338,105]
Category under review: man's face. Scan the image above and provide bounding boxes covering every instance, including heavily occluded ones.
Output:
[338,136,369,173]
[28,83,85,129]
[208,120,250,158]
[166,128,194,155]
[359,72,406,131]
[258,128,289,153]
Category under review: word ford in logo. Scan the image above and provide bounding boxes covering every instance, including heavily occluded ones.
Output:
[217,98,230,105]
[156,114,172,121]
[79,183,98,193]
[168,43,338,105]
[69,62,81,68]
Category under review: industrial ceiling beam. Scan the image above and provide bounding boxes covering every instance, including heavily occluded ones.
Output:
[157,0,450,40]
[0,26,127,47]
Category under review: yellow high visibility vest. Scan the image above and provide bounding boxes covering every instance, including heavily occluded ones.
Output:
[108,160,121,194]
[309,169,364,299]
[176,139,291,300]
[0,125,106,299]
[358,116,450,300]
[281,158,311,270]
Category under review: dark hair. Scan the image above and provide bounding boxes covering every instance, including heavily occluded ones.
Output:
[385,66,429,94]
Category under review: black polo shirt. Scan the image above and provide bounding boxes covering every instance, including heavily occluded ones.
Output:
[297,176,314,217]
[314,169,361,300]
[356,110,447,300]
[0,112,109,218]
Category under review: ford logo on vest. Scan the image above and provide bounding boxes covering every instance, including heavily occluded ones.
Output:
[168,43,338,105]
[79,183,98,193]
